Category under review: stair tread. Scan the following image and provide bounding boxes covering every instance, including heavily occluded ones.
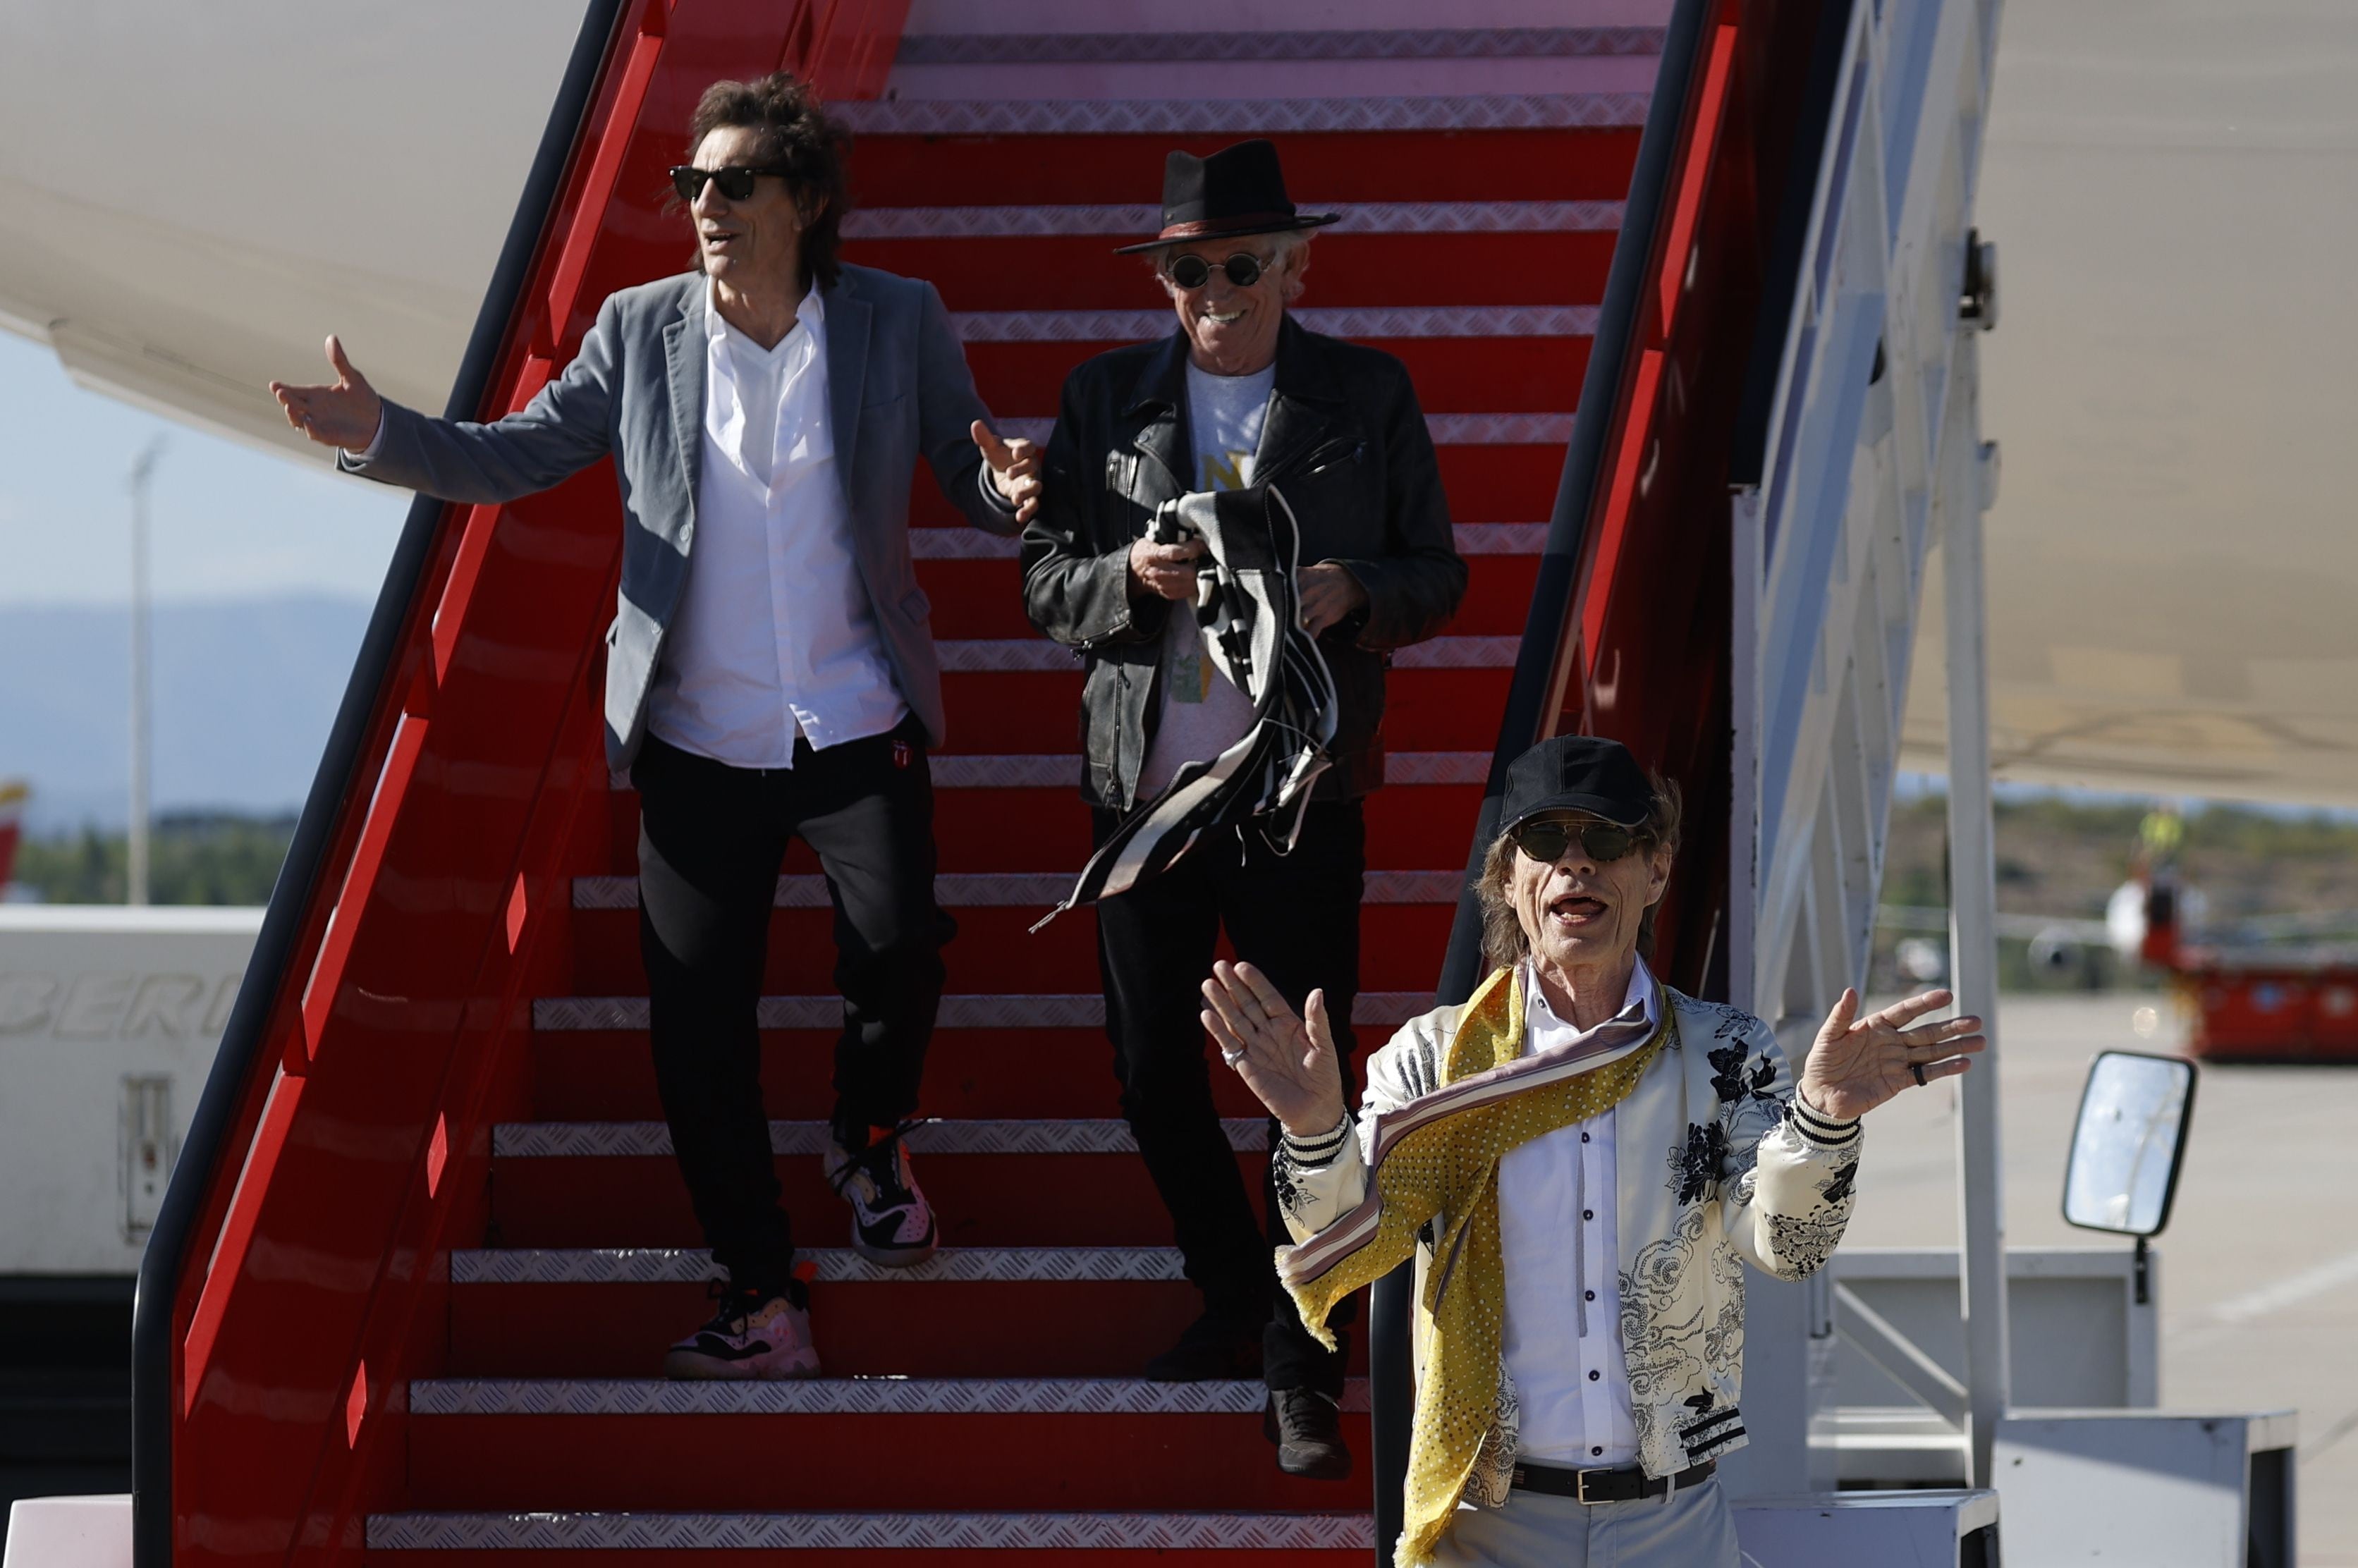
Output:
[892,24,1662,65]
[367,1510,1371,1551]
[532,994,1434,1031]
[451,1246,1187,1285]
[491,1118,1263,1158]
[929,636,1517,672]
[606,749,1493,788]
[909,525,1544,559]
[571,869,1465,909]
[1003,412,1566,445]
[834,93,1649,136]
[846,199,1625,238]
[409,1377,1369,1416]
[951,305,1594,341]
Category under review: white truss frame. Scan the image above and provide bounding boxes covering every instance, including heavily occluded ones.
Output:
[1723,0,2005,1496]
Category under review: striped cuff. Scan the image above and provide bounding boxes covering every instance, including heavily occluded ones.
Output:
[1280,1113,1353,1170]
[1787,1093,1861,1149]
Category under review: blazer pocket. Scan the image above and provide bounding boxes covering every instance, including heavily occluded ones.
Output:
[862,388,909,412]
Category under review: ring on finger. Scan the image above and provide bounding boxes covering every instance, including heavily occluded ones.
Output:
[1910,1060,1928,1088]
[1221,1047,1248,1067]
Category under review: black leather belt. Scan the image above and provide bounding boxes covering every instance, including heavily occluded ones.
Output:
[1510,1458,1715,1504]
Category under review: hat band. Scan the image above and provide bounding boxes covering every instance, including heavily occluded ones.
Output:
[1151,211,1300,241]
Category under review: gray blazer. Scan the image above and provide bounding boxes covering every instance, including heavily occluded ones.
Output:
[340,264,1016,769]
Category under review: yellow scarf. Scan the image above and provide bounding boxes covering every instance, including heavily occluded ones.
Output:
[1279,966,1668,1567]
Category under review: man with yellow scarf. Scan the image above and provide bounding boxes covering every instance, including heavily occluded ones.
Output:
[1202,735,1984,1566]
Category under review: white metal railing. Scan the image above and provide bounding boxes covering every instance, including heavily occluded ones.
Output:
[1723,0,2007,1497]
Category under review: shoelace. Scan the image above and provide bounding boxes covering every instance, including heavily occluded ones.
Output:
[828,1115,937,1202]
[702,1277,766,1334]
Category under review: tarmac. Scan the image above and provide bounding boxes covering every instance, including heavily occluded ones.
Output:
[1842,991,2357,1564]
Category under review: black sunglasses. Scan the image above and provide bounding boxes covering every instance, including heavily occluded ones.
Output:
[1165,252,1267,290]
[1511,817,1645,866]
[671,164,795,202]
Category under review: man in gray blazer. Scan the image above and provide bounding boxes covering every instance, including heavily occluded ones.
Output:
[272,73,1038,1380]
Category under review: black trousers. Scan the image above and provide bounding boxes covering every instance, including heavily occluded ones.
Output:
[1092,800,1363,1395]
[632,723,945,1297]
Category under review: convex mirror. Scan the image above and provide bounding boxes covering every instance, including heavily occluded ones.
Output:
[2063,1049,2198,1237]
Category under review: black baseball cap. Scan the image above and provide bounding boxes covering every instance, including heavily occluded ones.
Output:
[1498,735,1654,831]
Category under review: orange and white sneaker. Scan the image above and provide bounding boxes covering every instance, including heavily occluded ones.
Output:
[663,1282,820,1380]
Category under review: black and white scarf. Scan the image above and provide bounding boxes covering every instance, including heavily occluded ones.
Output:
[1034,483,1338,929]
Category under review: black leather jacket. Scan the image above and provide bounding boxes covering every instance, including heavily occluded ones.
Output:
[1021,318,1467,810]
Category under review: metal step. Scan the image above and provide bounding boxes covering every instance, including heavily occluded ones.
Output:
[531,994,1434,1033]
[833,94,1649,137]
[491,1120,1263,1160]
[368,1509,1372,1552]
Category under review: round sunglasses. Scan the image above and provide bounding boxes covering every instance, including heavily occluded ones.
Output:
[1511,817,1647,866]
[1165,252,1269,291]
[671,164,795,202]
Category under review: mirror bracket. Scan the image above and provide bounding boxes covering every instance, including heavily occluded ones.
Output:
[2133,1235,2150,1306]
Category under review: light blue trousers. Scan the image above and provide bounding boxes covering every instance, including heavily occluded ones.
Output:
[1426,1475,1740,1567]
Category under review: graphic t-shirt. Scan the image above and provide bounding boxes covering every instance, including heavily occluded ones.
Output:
[1137,360,1276,798]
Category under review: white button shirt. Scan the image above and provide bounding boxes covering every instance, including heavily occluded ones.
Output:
[643,283,906,768]
[1494,958,1656,1466]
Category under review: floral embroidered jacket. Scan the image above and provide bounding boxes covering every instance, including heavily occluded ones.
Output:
[1275,981,1862,1499]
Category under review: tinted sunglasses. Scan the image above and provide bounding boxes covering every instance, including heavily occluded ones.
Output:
[1166,252,1268,290]
[670,164,794,202]
[1511,817,1645,866]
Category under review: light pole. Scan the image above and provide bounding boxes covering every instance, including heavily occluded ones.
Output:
[128,437,166,906]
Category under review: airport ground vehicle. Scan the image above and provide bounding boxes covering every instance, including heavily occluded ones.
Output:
[0,907,258,1534]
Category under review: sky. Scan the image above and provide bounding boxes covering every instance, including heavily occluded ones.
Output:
[0,329,408,607]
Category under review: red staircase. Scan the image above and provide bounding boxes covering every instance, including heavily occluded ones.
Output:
[135,4,1684,1563]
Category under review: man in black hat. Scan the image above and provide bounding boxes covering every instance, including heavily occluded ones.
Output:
[1204,734,1983,1565]
[1016,139,1467,1480]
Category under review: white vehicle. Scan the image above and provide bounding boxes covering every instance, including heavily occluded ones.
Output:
[0,907,257,1275]
[0,906,256,1531]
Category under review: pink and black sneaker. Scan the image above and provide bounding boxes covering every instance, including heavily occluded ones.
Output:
[663,1281,821,1380]
[824,1119,939,1268]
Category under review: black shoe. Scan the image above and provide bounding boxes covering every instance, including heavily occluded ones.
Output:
[1143,1310,1265,1382]
[1264,1387,1352,1480]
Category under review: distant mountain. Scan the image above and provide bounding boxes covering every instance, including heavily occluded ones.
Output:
[0,595,373,831]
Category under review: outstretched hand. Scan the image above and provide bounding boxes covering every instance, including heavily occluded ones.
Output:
[970,421,1042,523]
[270,336,384,452]
[1202,960,1348,1140]
[1798,988,1986,1122]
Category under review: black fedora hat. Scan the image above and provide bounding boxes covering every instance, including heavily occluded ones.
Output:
[1112,139,1340,255]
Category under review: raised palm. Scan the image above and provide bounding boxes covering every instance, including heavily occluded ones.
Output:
[269,335,384,451]
[1799,988,1987,1122]
[1201,960,1347,1139]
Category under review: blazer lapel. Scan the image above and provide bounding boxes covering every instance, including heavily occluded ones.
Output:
[662,278,706,543]
[824,276,872,500]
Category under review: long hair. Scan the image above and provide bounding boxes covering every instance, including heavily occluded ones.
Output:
[683,73,852,291]
[1477,772,1684,972]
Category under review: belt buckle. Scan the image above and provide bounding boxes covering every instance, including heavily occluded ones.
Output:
[1575,1468,1599,1505]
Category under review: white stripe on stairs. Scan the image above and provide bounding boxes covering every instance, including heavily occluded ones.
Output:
[367,1511,1373,1552]
[530,993,1434,1032]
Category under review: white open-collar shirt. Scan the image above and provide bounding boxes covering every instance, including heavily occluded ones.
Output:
[1496,957,1656,1466]
[642,281,906,768]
